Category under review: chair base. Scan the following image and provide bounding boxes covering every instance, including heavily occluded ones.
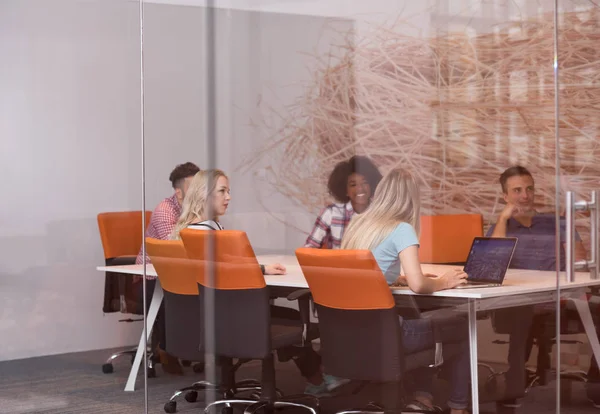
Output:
[484,366,587,404]
[102,347,156,377]
[336,400,434,414]
[204,394,319,414]
[164,378,268,414]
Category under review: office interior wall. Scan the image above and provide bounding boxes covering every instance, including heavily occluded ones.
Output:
[2,0,594,376]
[0,0,142,361]
[0,0,353,361]
[0,0,208,361]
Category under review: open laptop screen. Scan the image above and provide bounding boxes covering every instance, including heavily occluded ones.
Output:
[463,237,518,283]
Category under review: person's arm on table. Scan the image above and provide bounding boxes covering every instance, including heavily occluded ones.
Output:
[261,263,287,275]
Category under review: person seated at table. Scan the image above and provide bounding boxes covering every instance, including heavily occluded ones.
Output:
[304,155,382,249]
[172,169,348,395]
[136,161,200,264]
[134,162,200,374]
[487,165,598,408]
[342,168,471,414]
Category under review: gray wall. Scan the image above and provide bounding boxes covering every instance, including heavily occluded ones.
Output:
[0,0,351,360]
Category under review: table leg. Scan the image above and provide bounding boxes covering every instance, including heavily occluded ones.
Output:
[468,299,479,414]
[124,279,164,392]
[571,297,600,369]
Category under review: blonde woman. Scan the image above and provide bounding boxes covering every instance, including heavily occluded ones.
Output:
[342,168,470,414]
[171,169,285,275]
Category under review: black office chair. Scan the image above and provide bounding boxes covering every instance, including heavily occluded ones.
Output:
[181,229,319,414]
[296,247,466,413]
[147,237,269,413]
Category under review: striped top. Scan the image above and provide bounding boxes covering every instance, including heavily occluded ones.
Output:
[187,220,224,231]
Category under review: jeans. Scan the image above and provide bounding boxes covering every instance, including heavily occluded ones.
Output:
[402,317,471,410]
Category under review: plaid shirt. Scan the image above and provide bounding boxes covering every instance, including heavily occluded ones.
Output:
[304,202,354,249]
[136,193,181,268]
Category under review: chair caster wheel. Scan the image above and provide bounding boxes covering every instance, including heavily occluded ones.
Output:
[193,362,205,373]
[102,363,114,374]
[148,367,156,378]
[164,401,177,413]
[184,391,198,403]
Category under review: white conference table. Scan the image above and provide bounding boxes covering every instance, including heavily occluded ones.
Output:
[98,255,600,414]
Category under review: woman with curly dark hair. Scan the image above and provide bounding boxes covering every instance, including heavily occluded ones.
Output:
[304,155,383,249]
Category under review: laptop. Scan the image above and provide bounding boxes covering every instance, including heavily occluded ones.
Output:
[454,237,518,289]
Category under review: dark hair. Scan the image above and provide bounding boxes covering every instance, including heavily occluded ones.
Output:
[499,165,533,193]
[327,156,383,203]
[169,162,200,189]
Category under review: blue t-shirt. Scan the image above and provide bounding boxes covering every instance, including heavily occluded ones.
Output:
[372,222,420,285]
[485,213,580,271]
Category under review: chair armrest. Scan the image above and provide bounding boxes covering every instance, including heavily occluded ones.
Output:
[287,288,311,301]
[287,289,313,345]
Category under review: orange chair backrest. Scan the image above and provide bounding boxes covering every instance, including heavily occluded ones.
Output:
[419,214,483,264]
[97,211,152,259]
[295,248,394,310]
[179,229,266,290]
[146,238,199,295]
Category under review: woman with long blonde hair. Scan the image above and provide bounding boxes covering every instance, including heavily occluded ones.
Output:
[171,169,228,239]
[342,168,470,414]
[170,169,333,393]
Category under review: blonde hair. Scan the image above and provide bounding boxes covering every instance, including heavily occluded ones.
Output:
[171,169,227,240]
[341,168,420,250]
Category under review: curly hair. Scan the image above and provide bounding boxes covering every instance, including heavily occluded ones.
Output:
[327,155,383,203]
[169,162,200,189]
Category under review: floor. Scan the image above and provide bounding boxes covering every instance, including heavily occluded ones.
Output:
[0,347,598,414]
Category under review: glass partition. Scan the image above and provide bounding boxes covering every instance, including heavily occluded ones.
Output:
[556,0,600,411]
[0,0,146,412]
[136,0,600,413]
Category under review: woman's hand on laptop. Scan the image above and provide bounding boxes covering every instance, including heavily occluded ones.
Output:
[440,268,468,289]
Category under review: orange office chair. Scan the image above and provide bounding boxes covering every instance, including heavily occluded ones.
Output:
[147,238,266,413]
[180,229,318,414]
[97,211,152,374]
[419,214,483,264]
[295,248,464,413]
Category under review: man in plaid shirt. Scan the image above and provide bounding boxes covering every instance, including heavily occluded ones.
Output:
[135,162,199,375]
[136,162,200,265]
